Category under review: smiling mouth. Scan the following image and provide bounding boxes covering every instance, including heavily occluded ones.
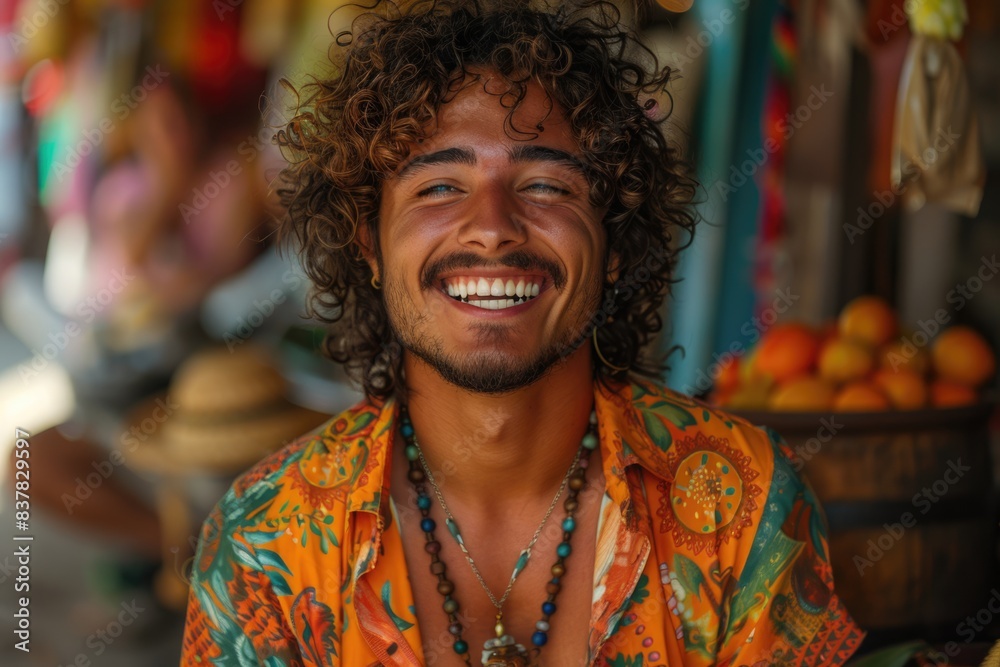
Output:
[439,276,545,311]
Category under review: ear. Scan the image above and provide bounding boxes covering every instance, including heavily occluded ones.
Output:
[355,222,380,282]
[606,249,623,285]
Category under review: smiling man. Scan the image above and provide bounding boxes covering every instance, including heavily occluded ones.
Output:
[180,2,862,666]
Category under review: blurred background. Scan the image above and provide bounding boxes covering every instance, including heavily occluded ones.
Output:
[0,0,997,665]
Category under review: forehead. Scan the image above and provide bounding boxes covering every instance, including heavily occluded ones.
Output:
[411,74,579,158]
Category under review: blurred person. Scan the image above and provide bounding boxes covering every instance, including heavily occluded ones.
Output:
[3,0,282,589]
[180,1,864,666]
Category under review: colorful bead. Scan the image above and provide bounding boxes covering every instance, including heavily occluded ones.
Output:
[542,601,556,615]
[582,432,598,449]
[589,411,597,425]
[531,631,548,646]
[453,639,468,654]
[557,542,572,558]
[443,598,458,614]
[562,517,576,532]
[405,445,420,461]
[417,495,432,510]
[401,422,414,438]
[449,623,462,635]
[420,518,436,532]
[536,620,550,632]
[425,541,441,554]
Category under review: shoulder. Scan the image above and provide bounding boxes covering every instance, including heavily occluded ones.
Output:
[613,376,783,482]
[210,395,387,533]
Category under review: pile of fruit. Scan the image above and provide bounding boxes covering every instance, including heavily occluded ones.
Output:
[710,296,996,412]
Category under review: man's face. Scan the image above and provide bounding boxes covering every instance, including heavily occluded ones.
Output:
[373,74,613,394]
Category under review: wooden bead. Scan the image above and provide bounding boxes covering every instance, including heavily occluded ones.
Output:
[437,581,454,595]
[408,468,425,483]
[430,561,446,575]
[546,581,561,595]
[425,540,441,554]
[551,563,565,577]
[564,499,579,512]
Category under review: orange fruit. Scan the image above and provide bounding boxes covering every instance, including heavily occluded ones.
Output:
[754,323,821,383]
[873,368,928,410]
[726,377,775,411]
[818,337,876,384]
[769,377,836,412]
[739,346,763,384]
[931,326,996,388]
[929,380,978,408]
[839,295,897,347]
[712,355,741,393]
[878,338,930,376]
[833,381,892,412]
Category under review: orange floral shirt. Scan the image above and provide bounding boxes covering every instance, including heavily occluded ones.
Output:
[180,377,864,666]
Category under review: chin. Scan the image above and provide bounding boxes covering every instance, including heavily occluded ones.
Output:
[416,346,565,395]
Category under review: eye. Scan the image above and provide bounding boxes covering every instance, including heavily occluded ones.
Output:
[417,184,460,198]
[523,182,571,196]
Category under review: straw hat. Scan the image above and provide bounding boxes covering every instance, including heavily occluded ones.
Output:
[122,345,329,475]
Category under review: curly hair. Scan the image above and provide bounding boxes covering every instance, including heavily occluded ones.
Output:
[276,0,697,401]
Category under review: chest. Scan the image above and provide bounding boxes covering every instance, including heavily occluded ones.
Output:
[388,476,605,666]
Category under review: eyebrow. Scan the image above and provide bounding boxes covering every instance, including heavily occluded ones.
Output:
[393,144,589,181]
[395,147,476,181]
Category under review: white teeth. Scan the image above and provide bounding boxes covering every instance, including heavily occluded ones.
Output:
[443,277,544,305]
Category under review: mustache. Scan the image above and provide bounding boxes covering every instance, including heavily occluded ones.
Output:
[421,250,566,290]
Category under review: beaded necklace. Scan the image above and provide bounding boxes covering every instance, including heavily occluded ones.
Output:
[398,405,599,667]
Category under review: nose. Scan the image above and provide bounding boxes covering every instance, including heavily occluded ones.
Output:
[456,183,528,252]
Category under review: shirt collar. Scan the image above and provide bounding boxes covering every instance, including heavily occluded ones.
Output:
[298,376,676,527]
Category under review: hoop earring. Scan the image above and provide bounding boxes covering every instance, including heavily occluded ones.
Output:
[371,275,381,290]
[592,326,629,373]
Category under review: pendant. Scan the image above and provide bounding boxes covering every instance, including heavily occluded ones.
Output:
[482,635,528,666]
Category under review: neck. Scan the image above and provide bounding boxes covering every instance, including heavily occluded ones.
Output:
[397,346,599,511]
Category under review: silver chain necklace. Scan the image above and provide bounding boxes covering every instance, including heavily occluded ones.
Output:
[413,439,582,615]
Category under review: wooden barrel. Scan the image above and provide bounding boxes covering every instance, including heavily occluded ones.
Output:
[733,402,998,636]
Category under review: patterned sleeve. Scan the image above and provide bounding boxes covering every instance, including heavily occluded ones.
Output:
[180,507,305,667]
[716,425,864,667]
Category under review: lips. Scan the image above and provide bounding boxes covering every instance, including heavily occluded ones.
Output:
[440,275,544,310]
